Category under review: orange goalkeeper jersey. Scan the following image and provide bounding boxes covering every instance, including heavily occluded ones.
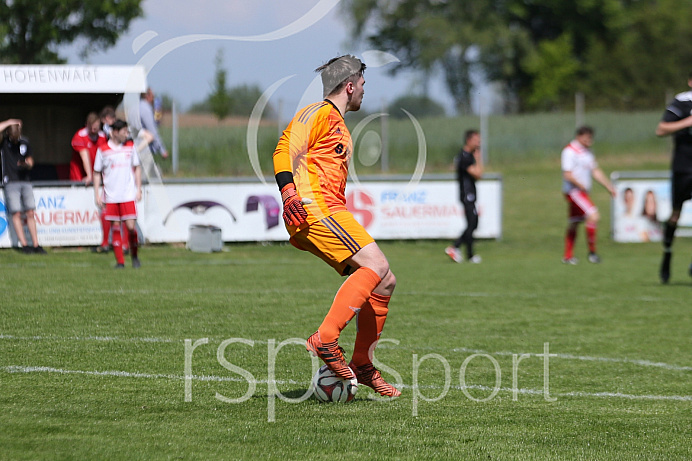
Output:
[273,100,353,231]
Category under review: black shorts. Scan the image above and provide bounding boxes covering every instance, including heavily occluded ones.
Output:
[672,172,692,210]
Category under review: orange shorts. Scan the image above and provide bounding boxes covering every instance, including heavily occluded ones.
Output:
[289,211,374,276]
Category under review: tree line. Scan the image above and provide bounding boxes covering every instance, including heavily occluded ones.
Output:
[190,49,275,120]
[0,0,143,63]
[4,1,691,114]
[344,0,692,112]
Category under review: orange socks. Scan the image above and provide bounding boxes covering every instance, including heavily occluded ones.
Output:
[318,267,381,343]
[351,292,391,367]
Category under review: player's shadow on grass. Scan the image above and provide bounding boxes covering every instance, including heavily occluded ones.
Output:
[282,388,313,399]
[660,281,692,287]
[250,388,313,400]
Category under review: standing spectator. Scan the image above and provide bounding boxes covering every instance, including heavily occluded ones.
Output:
[69,112,113,253]
[69,112,107,185]
[153,96,163,125]
[93,120,149,268]
[445,129,483,264]
[561,125,616,265]
[137,88,168,159]
[656,72,692,283]
[0,119,46,254]
[100,105,116,140]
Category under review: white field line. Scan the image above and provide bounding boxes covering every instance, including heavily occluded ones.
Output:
[68,288,674,302]
[398,290,672,302]
[2,365,691,402]
[0,259,307,269]
[0,334,177,343]
[2,334,691,372]
[0,278,674,300]
[451,347,692,372]
[1,365,301,385]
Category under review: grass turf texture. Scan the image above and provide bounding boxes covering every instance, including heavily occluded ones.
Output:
[2,149,691,459]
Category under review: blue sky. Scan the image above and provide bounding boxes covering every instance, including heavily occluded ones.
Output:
[62,0,452,118]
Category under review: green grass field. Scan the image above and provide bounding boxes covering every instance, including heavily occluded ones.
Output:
[2,154,691,460]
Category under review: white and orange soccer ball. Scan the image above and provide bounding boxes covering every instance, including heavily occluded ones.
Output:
[311,365,358,403]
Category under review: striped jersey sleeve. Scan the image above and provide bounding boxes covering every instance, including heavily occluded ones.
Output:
[273,101,353,229]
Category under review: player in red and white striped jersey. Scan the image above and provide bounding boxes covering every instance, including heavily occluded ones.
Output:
[561,126,616,264]
[93,119,151,269]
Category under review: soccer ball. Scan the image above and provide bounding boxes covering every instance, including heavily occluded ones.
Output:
[311,365,358,403]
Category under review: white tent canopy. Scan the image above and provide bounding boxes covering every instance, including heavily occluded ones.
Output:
[0,65,146,94]
[0,65,147,179]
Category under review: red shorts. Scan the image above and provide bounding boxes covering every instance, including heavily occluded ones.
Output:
[565,190,597,222]
[104,201,137,221]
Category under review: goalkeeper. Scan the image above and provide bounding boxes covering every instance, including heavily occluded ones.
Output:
[272,55,400,398]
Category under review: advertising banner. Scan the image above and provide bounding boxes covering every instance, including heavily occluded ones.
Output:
[0,185,101,248]
[344,180,502,240]
[141,179,502,243]
[140,182,287,243]
[611,172,692,242]
[0,177,503,247]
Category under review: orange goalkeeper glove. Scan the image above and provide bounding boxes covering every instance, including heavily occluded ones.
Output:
[281,184,308,226]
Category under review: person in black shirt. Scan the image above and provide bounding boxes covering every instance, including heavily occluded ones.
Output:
[0,120,45,254]
[656,72,692,283]
[445,129,484,263]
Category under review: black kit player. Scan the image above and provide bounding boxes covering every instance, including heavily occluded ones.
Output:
[656,72,692,283]
[445,129,483,264]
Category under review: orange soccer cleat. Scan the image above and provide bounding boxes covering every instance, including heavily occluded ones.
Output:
[306,331,355,380]
[348,361,401,397]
